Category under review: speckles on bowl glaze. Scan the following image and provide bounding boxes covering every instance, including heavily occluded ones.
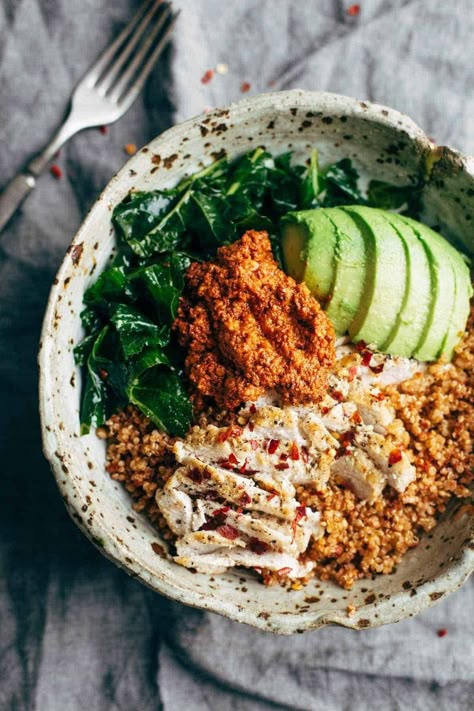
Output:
[69,242,84,265]
[39,89,474,635]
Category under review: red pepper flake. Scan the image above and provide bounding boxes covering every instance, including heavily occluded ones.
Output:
[350,410,363,425]
[361,350,373,367]
[201,69,214,84]
[341,431,356,447]
[388,449,403,466]
[248,423,255,432]
[370,362,385,374]
[98,125,108,135]
[188,468,211,484]
[249,404,257,414]
[301,446,309,463]
[276,567,292,577]
[248,538,269,554]
[276,462,290,471]
[217,425,243,442]
[250,439,259,450]
[292,506,307,540]
[239,491,252,506]
[99,369,108,380]
[348,365,358,382]
[268,439,280,454]
[239,459,248,474]
[355,340,368,352]
[217,524,239,540]
[212,506,230,517]
[332,390,344,402]
[347,4,361,16]
[321,406,330,415]
[437,628,448,638]
[266,491,278,500]
[240,81,251,93]
[50,163,62,179]
[290,442,300,461]
[228,452,238,466]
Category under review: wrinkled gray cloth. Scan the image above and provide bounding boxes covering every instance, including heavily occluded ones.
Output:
[1,1,473,709]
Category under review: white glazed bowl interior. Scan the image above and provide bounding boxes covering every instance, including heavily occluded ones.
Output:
[39,91,474,633]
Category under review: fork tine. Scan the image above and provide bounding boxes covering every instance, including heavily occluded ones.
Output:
[107,3,174,103]
[119,11,180,109]
[95,0,164,96]
[84,0,155,87]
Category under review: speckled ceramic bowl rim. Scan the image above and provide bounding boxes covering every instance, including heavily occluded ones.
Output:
[39,90,474,633]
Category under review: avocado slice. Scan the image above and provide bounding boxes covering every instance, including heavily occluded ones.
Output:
[342,206,407,349]
[323,208,367,335]
[380,212,432,357]
[399,215,472,360]
[281,210,337,299]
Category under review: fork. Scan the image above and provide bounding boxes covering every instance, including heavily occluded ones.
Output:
[0,0,179,234]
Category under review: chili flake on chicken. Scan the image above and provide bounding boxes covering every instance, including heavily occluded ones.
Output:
[173,230,336,411]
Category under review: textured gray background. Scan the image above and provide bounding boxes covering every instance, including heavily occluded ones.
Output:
[0,1,473,709]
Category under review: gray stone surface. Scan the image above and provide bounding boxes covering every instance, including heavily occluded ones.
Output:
[0,1,472,709]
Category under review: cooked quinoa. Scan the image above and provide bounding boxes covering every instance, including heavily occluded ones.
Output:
[103,314,473,589]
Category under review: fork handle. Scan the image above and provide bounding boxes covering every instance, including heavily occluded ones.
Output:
[0,172,37,233]
[0,116,78,234]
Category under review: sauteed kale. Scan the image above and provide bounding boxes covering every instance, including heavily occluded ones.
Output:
[75,147,420,437]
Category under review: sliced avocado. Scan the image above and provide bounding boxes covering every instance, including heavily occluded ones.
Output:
[281,210,337,299]
[323,208,367,336]
[399,215,473,360]
[380,212,432,357]
[342,206,407,349]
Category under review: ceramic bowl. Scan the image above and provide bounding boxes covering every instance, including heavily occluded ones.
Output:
[39,90,474,634]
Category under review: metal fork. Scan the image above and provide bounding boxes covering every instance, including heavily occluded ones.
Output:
[0,0,179,234]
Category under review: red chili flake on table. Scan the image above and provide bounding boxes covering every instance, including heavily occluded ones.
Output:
[388,449,403,465]
[290,442,300,461]
[437,628,448,638]
[240,81,251,93]
[50,164,62,179]
[347,3,361,16]
[201,69,214,84]
[268,439,280,454]
[217,524,239,540]
[98,125,108,135]
[248,538,269,554]
[276,462,290,471]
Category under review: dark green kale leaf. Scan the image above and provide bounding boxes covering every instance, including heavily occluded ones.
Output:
[84,266,136,310]
[110,304,170,358]
[320,158,367,206]
[79,327,128,435]
[128,367,193,437]
[299,148,321,209]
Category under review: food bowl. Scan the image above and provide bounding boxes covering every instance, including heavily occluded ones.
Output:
[39,90,474,634]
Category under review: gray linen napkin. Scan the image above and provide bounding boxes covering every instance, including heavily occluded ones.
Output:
[0,1,472,709]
